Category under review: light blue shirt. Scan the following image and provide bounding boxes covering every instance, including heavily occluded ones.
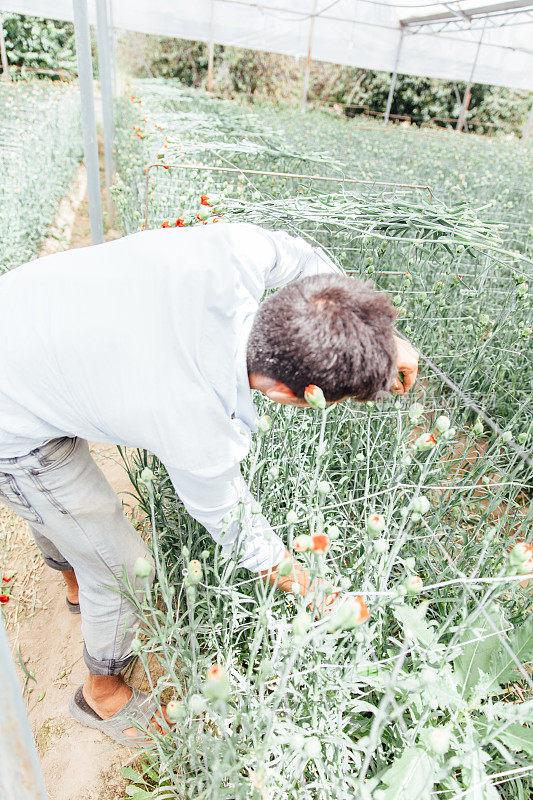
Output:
[0,223,339,571]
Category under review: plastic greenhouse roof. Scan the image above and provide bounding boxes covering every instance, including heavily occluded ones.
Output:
[1,0,532,91]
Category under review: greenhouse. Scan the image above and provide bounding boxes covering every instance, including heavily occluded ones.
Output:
[0,2,532,800]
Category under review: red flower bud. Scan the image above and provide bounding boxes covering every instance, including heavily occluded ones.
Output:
[0,594,9,604]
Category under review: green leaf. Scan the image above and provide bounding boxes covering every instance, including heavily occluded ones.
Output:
[497,723,533,757]
[461,748,501,800]
[120,767,140,781]
[378,747,436,800]
[488,616,533,689]
[392,601,437,647]
[453,606,508,699]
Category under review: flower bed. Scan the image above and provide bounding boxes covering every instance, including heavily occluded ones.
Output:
[0,79,83,274]
[113,81,532,800]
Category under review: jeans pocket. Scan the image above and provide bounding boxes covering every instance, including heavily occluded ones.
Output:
[34,437,78,472]
[0,473,44,525]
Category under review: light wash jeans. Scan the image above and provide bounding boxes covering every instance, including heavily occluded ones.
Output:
[0,437,154,675]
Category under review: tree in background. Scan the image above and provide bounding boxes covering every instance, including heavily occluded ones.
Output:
[2,15,530,134]
[2,13,76,75]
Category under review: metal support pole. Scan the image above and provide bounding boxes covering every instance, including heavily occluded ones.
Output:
[207,0,215,92]
[0,13,10,81]
[96,0,116,225]
[0,612,49,799]
[300,0,318,113]
[384,28,404,124]
[456,21,486,133]
[521,99,533,143]
[73,0,104,244]
[108,0,117,97]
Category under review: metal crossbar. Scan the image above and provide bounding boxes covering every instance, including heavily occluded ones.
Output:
[143,162,434,228]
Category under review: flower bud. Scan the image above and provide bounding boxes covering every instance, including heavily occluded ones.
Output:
[196,205,211,221]
[186,559,203,586]
[412,495,430,515]
[415,432,437,451]
[509,541,533,566]
[304,384,326,410]
[441,427,456,441]
[133,556,153,579]
[278,557,293,577]
[139,467,154,487]
[293,534,312,553]
[317,481,331,496]
[517,557,533,575]
[167,699,186,723]
[292,611,311,636]
[408,402,424,423]
[472,419,484,436]
[326,595,370,632]
[203,664,231,701]
[250,501,261,514]
[435,415,450,434]
[189,693,206,714]
[292,733,305,750]
[310,533,331,554]
[428,726,451,755]
[367,513,386,535]
[327,525,341,540]
[403,575,423,594]
[373,539,388,554]
[130,636,142,653]
[257,414,272,434]
[286,510,299,525]
[303,736,322,759]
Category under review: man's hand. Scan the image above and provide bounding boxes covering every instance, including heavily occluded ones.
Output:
[392,335,419,395]
[258,549,338,617]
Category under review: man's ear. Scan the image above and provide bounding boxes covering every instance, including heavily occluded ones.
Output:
[264,381,298,404]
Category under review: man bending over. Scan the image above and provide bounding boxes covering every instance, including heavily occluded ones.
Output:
[0,222,418,746]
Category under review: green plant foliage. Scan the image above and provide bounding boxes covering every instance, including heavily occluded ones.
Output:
[112,81,532,799]
[0,79,83,272]
[2,13,77,74]
[119,33,532,134]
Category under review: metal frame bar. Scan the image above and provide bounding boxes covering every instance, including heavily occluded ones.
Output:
[401,0,533,27]
[0,12,10,80]
[207,0,215,92]
[522,98,533,141]
[96,0,116,225]
[456,20,487,132]
[0,613,49,800]
[73,0,104,245]
[143,162,434,228]
[300,0,318,113]
[384,29,404,124]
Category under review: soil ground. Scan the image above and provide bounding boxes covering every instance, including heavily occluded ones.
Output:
[0,146,147,800]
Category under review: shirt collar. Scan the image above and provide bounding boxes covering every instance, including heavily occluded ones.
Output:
[234,311,258,433]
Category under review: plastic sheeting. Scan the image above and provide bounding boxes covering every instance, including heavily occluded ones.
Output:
[1,0,532,90]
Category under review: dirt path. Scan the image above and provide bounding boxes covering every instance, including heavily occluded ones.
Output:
[0,152,145,800]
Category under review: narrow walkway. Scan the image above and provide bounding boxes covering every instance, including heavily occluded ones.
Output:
[1,149,144,800]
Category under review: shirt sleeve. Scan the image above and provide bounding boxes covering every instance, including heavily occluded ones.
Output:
[262,228,342,290]
[164,462,286,573]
